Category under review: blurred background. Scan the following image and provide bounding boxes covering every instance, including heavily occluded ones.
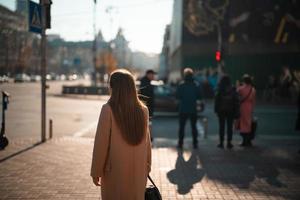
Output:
[0,0,299,142]
[1,1,300,199]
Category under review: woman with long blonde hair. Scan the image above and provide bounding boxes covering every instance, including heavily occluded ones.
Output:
[91,69,152,200]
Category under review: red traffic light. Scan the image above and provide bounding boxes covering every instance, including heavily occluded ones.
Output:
[215,51,221,62]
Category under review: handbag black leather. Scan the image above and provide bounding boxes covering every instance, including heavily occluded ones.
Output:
[250,117,258,140]
[145,175,162,200]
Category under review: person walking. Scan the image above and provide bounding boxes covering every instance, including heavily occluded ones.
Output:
[295,90,300,154]
[237,74,256,147]
[214,75,239,149]
[139,69,156,118]
[139,69,156,141]
[91,69,152,200]
[176,68,202,149]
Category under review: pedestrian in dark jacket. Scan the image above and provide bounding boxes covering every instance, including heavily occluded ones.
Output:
[214,75,239,149]
[139,69,156,118]
[296,90,300,153]
[176,68,202,149]
[139,69,156,141]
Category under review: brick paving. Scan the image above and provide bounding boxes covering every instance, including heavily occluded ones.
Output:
[0,136,300,199]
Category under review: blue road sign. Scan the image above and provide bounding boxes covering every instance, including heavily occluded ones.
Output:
[28,0,42,34]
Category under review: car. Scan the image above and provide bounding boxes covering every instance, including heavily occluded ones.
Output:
[59,74,66,81]
[30,75,41,82]
[0,75,9,83]
[153,83,178,112]
[138,81,205,113]
[67,74,78,81]
[14,73,30,83]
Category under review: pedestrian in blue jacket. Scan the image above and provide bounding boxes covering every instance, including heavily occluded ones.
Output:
[176,68,202,149]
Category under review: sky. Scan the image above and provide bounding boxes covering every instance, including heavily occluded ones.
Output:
[0,0,173,54]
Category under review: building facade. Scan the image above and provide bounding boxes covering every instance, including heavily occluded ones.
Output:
[168,0,300,88]
[0,4,39,75]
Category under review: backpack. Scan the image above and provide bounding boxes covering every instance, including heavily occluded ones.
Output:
[217,90,240,118]
[219,93,235,113]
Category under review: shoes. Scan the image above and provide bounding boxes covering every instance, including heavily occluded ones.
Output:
[217,143,224,149]
[239,142,246,147]
[193,144,198,149]
[227,143,233,149]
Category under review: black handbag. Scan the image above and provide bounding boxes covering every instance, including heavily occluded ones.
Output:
[145,175,162,200]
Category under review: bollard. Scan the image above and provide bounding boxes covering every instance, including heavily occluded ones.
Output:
[0,91,10,149]
[202,117,208,139]
[49,119,53,139]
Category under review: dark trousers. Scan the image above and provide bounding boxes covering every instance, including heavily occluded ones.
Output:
[178,113,198,147]
[218,115,234,144]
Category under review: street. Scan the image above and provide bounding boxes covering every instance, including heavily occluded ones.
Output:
[1,81,299,143]
[1,81,300,200]
[0,80,105,141]
[1,0,300,198]
[152,102,298,142]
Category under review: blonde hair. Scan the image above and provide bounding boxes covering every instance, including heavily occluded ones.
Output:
[108,69,147,145]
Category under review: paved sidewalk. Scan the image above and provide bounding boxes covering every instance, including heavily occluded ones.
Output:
[0,137,300,200]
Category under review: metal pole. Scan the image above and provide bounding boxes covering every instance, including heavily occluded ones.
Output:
[49,119,53,139]
[1,93,5,136]
[217,23,224,79]
[93,1,97,85]
[40,0,46,142]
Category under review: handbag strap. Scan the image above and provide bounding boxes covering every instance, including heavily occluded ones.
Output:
[240,87,253,104]
[147,175,158,188]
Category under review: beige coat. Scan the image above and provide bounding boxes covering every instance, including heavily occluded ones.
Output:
[91,103,152,200]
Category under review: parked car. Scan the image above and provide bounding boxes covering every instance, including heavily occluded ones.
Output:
[137,80,205,113]
[60,74,66,81]
[30,75,41,82]
[14,73,30,83]
[0,75,9,83]
[153,83,178,112]
[67,74,78,81]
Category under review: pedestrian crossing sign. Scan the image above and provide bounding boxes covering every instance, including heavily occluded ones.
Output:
[28,0,42,34]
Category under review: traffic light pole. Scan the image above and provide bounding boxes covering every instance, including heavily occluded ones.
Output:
[217,23,224,78]
[93,0,97,86]
[40,0,47,142]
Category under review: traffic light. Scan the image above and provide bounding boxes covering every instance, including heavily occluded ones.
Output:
[215,50,221,62]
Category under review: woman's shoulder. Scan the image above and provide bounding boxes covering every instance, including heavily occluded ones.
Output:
[141,104,149,114]
[101,103,112,114]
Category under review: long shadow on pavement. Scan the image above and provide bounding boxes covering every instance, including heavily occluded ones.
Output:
[167,150,205,194]
[0,142,43,163]
[166,145,300,198]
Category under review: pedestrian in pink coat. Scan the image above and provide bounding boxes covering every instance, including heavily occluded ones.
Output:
[237,74,256,146]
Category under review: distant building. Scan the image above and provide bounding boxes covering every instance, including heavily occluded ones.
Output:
[110,28,131,68]
[131,51,159,75]
[47,37,95,75]
[168,0,300,88]
[159,25,170,81]
[16,0,27,16]
[47,34,62,42]
[0,4,33,75]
